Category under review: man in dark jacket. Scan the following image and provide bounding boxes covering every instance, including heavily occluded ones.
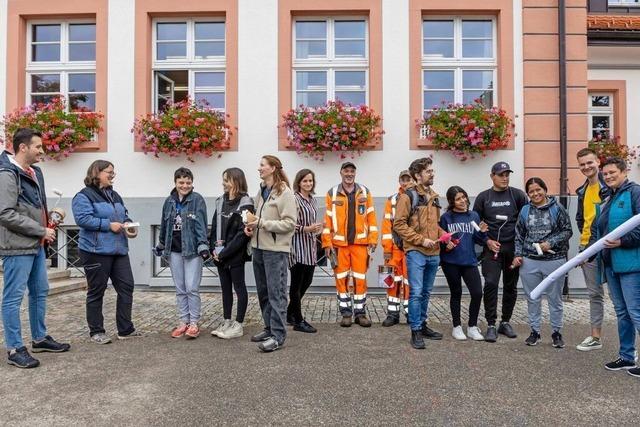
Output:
[0,128,70,369]
[575,148,609,352]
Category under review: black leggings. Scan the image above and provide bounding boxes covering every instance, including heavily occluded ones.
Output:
[217,264,248,323]
[287,263,315,323]
[441,262,483,327]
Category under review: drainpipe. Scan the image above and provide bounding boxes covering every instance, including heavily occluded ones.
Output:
[558,0,570,297]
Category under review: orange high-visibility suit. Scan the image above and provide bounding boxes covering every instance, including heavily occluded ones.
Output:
[322,184,378,316]
[381,190,409,318]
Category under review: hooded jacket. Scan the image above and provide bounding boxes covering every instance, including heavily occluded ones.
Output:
[251,183,297,253]
[514,196,573,261]
[0,150,48,255]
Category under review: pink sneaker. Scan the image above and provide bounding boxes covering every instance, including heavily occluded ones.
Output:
[185,323,200,339]
[171,323,188,338]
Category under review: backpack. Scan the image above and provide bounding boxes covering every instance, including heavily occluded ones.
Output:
[391,188,431,249]
[215,194,254,260]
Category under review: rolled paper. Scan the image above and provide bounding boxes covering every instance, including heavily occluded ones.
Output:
[496,215,508,221]
[533,243,544,256]
[470,221,481,232]
[531,213,640,299]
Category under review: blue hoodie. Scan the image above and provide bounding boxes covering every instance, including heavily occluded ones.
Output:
[438,210,486,266]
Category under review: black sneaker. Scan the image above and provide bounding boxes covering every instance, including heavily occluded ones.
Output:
[421,324,443,340]
[31,335,71,353]
[250,329,271,342]
[627,367,640,378]
[485,326,498,343]
[605,357,636,371]
[7,347,40,369]
[293,320,317,333]
[410,330,425,350]
[498,321,517,338]
[286,314,294,325]
[525,330,541,346]
[382,315,399,327]
[551,331,565,349]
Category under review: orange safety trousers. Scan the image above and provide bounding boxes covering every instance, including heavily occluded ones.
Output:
[334,244,369,316]
[386,245,409,317]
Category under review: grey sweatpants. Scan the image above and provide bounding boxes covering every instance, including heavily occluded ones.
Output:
[580,258,604,329]
[169,253,203,323]
[519,257,564,333]
[252,248,289,345]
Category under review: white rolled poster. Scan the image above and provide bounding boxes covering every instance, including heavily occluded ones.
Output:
[530,213,640,299]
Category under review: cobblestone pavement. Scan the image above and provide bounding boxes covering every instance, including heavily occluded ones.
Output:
[0,289,616,344]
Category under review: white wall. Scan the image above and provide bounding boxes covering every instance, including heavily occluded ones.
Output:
[5,0,526,200]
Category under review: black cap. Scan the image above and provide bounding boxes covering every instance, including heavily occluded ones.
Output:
[340,161,357,170]
[491,161,513,175]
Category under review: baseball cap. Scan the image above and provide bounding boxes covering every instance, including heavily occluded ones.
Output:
[398,170,411,179]
[491,162,513,175]
[340,161,357,170]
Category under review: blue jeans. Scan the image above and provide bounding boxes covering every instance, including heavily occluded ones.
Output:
[605,267,640,362]
[406,251,440,331]
[2,247,49,350]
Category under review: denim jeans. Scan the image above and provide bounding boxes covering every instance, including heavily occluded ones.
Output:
[253,248,288,344]
[1,247,49,350]
[169,253,203,324]
[406,251,440,331]
[605,267,640,362]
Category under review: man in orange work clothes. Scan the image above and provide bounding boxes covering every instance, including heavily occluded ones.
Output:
[381,170,414,327]
[322,162,378,328]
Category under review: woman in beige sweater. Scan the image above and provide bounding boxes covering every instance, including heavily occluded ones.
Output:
[244,155,297,352]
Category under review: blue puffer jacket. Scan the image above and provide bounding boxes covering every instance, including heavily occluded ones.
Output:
[72,186,132,255]
[157,189,209,258]
[593,179,640,274]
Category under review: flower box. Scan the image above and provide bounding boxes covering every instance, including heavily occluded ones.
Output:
[281,100,383,160]
[132,99,231,161]
[1,97,103,161]
[417,101,513,161]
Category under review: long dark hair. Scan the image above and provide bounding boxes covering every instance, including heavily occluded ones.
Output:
[84,160,114,187]
[293,169,315,195]
[446,186,470,212]
[223,167,248,197]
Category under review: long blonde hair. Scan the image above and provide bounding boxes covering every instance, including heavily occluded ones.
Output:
[262,155,290,196]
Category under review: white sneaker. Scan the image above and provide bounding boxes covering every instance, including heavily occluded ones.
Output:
[211,319,232,337]
[467,326,484,341]
[576,336,602,352]
[452,325,467,341]
[218,321,243,339]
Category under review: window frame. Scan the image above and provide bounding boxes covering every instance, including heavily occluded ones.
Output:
[421,16,497,116]
[292,16,370,108]
[588,92,615,140]
[25,19,97,112]
[151,17,227,113]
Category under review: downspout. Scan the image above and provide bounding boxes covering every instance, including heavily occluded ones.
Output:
[558,0,568,205]
[558,0,569,297]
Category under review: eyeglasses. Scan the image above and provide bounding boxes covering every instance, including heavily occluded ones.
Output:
[102,170,115,176]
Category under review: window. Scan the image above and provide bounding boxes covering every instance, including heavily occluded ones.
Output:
[293,18,368,107]
[26,21,96,111]
[588,93,614,140]
[421,18,496,116]
[152,19,225,113]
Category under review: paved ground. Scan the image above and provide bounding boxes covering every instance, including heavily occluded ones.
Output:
[0,290,638,425]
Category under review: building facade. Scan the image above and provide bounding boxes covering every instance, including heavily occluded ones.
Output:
[0,0,637,288]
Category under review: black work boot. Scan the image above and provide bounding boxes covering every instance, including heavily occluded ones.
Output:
[411,330,426,350]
